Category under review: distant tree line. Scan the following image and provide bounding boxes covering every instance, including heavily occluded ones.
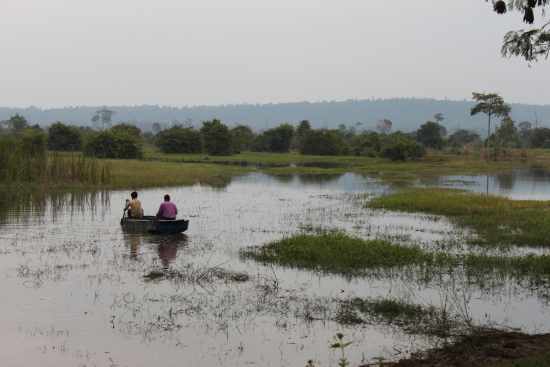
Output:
[2,99,549,162]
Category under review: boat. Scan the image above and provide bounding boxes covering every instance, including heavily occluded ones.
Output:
[120,215,189,234]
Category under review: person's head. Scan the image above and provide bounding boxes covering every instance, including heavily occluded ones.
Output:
[164,194,170,202]
[131,191,138,199]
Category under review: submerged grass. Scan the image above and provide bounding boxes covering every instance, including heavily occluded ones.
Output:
[368,188,550,247]
[336,298,460,337]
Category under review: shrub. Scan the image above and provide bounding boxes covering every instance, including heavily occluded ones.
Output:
[200,119,232,155]
[416,121,445,149]
[350,132,382,157]
[155,126,202,154]
[111,123,142,139]
[230,125,255,153]
[47,122,82,151]
[252,124,294,153]
[299,129,346,155]
[381,133,425,161]
[84,131,142,159]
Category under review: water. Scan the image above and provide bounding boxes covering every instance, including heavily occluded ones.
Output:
[420,167,550,200]
[1,171,550,366]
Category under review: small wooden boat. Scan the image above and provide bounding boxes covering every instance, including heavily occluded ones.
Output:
[120,215,189,234]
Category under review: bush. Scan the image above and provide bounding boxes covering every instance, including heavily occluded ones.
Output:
[200,119,232,155]
[416,121,445,149]
[84,131,142,159]
[155,126,202,154]
[381,133,425,161]
[47,122,82,151]
[111,123,142,139]
[299,129,346,155]
[350,132,382,157]
[231,125,255,153]
[252,124,294,153]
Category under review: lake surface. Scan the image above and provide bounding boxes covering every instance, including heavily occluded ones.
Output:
[1,171,550,367]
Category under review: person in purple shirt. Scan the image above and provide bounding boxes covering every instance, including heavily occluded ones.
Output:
[156,194,178,220]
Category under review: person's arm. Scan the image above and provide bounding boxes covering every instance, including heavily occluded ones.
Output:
[156,204,163,218]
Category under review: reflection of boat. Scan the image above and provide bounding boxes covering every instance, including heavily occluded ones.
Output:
[120,216,189,234]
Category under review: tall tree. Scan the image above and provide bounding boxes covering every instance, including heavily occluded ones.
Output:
[470,92,511,148]
[91,108,115,130]
[6,114,29,131]
[487,0,550,61]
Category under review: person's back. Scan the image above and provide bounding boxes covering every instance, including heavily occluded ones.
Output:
[127,192,144,219]
[157,194,177,220]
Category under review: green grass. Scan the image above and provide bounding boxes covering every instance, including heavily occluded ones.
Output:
[105,159,248,189]
[144,146,539,178]
[240,232,430,276]
[369,188,550,247]
[241,233,550,289]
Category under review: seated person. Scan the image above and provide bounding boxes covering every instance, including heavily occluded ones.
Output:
[156,194,178,220]
[125,191,144,218]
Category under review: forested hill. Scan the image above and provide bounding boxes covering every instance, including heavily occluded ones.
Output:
[2,98,549,134]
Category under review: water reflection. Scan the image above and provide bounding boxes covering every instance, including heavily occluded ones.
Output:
[123,233,188,268]
[421,167,550,200]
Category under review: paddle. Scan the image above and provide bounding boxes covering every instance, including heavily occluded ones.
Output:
[120,199,130,225]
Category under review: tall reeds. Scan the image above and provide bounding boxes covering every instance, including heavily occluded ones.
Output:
[0,132,111,186]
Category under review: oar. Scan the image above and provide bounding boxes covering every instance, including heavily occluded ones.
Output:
[120,199,130,225]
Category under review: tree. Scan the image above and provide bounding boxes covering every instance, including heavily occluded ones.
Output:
[47,122,82,151]
[252,124,294,153]
[91,108,115,130]
[84,131,142,159]
[200,119,232,155]
[152,122,162,135]
[111,123,142,139]
[530,127,550,148]
[487,0,550,61]
[380,133,425,161]
[230,125,255,153]
[376,119,393,134]
[293,120,312,150]
[6,114,29,131]
[155,126,202,153]
[434,113,445,124]
[493,117,520,148]
[299,129,346,156]
[350,132,382,157]
[416,121,445,149]
[448,129,481,147]
[470,92,511,148]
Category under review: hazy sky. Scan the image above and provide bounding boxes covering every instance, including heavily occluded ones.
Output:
[1,0,549,107]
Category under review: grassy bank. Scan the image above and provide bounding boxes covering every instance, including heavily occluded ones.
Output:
[2,154,249,191]
[368,188,550,247]
[144,147,540,179]
[105,159,248,189]
[241,233,550,286]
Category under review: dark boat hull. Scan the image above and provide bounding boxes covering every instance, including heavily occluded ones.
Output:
[121,216,189,234]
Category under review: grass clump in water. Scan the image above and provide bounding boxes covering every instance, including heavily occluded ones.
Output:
[336,298,459,337]
[369,188,550,247]
[240,232,429,275]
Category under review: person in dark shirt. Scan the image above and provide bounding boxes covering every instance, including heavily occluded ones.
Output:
[156,194,177,220]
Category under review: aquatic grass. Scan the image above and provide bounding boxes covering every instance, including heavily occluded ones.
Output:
[241,233,550,291]
[240,232,430,276]
[369,188,550,247]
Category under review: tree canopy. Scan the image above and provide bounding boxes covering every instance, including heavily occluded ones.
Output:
[488,0,550,61]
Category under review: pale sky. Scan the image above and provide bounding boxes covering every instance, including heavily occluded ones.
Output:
[1,0,549,107]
